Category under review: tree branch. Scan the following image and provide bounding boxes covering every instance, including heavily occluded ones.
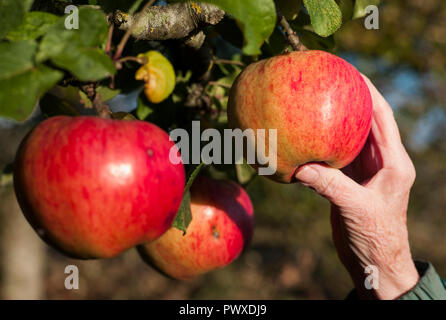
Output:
[114,0,157,60]
[277,11,307,51]
[112,2,225,42]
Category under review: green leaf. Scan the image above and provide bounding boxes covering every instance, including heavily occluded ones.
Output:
[337,0,354,23]
[176,0,277,55]
[39,93,80,117]
[37,7,110,62]
[129,0,145,14]
[110,112,137,120]
[97,86,120,102]
[353,0,380,19]
[171,191,192,235]
[0,0,31,38]
[172,163,205,234]
[23,0,33,11]
[6,12,59,41]
[263,27,288,56]
[36,7,115,81]
[136,92,154,120]
[0,40,37,80]
[0,65,63,121]
[294,28,336,50]
[303,0,342,37]
[236,162,257,185]
[136,103,154,120]
[51,48,115,82]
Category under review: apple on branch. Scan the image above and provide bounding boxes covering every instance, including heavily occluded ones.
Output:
[138,176,254,279]
[13,116,185,259]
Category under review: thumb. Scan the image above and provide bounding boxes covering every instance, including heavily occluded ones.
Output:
[295,164,361,207]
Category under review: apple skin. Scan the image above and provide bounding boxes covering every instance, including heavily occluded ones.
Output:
[228,50,373,183]
[13,116,185,259]
[138,176,254,280]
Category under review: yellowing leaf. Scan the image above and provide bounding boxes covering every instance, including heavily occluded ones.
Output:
[135,51,175,103]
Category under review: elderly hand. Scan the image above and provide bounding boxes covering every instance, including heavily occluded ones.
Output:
[294,76,419,299]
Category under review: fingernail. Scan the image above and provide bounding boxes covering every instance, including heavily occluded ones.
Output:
[295,165,319,184]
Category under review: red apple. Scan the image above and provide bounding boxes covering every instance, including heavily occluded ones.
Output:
[138,176,254,279]
[228,50,373,183]
[13,116,185,259]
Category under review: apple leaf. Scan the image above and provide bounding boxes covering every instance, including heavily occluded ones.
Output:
[6,12,59,41]
[51,48,115,82]
[37,8,109,62]
[303,0,342,37]
[172,191,192,235]
[174,0,276,55]
[0,0,32,38]
[110,112,137,120]
[236,162,257,185]
[293,28,336,50]
[136,97,154,120]
[135,51,176,104]
[0,40,62,121]
[337,0,354,23]
[353,0,380,19]
[36,7,115,81]
[0,65,63,121]
[0,40,36,80]
[97,86,121,102]
[39,93,80,118]
[172,162,205,234]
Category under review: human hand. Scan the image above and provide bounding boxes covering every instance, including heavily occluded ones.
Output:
[294,76,419,299]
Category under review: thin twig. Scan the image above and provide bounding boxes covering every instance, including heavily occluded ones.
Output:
[277,10,307,51]
[113,0,156,60]
[213,58,245,67]
[208,81,232,89]
[80,83,111,119]
[115,55,148,70]
[117,56,147,64]
[105,23,114,54]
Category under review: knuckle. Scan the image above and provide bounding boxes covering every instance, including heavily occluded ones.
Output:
[397,164,416,185]
[407,164,416,185]
[317,175,340,199]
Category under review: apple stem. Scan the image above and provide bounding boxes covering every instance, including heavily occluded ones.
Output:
[80,83,111,119]
[277,10,307,52]
[213,58,245,67]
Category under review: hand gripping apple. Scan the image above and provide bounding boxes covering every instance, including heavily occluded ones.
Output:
[228,50,373,183]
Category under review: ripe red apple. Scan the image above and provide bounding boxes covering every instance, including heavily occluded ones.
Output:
[138,176,254,279]
[228,50,373,183]
[13,116,185,259]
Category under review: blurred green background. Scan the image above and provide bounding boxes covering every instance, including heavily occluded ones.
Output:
[1,0,446,299]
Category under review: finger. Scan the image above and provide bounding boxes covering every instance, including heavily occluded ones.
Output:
[361,75,409,167]
[295,163,363,207]
[361,75,416,189]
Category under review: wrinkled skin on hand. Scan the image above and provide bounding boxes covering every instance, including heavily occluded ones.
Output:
[295,76,419,299]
